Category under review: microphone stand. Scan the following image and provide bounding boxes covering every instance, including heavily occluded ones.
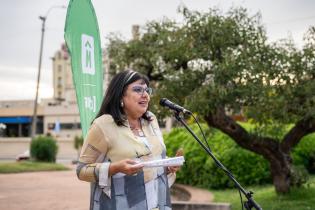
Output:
[173,111,262,210]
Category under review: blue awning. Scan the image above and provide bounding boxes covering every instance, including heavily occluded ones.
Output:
[0,117,32,124]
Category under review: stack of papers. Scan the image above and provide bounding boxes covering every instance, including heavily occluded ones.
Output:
[135,156,185,168]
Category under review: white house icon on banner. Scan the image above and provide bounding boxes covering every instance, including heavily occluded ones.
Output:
[81,34,95,75]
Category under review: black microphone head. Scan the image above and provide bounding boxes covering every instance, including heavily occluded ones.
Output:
[159,98,168,106]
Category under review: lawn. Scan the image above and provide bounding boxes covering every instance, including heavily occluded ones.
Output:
[212,175,315,210]
[0,161,70,173]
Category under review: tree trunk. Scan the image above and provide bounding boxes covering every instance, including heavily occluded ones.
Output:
[203,109,296,194]
[269,154,292,194]
[203,109,315,194]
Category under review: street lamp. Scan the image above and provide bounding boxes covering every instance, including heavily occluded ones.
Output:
[31,5,66,138]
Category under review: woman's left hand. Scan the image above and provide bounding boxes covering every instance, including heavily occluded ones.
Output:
[167,148,183,174]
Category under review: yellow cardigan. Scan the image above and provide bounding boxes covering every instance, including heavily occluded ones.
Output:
[77,113,167,184]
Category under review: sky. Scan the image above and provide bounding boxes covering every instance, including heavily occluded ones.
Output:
[0,0,315,101]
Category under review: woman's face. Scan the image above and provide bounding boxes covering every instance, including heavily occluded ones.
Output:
[122,79,151,119]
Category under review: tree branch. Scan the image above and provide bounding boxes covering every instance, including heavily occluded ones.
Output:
[204,106,280,159]
[281,117,315,153]
[146,65,164,81]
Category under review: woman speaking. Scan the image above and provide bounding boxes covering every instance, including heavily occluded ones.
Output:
[76,70,182,210]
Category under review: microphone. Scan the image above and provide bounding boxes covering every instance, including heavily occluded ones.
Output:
[159,98,192,115]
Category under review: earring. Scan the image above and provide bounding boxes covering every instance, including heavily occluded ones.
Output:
[120,101,124,107]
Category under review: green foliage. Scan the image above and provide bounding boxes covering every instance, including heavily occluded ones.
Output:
[165,123,315,189]
[165,123,271,189]
[290,165,309,187]
[74,135,83,150]
[292,133,315,173]
[107,6,315,125]
[30,136,58,162]
[213,175,315,210]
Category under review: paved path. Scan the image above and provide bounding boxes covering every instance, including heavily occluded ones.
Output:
[0,166,214,210]
[0,166,89,210]
[174,184,213,203]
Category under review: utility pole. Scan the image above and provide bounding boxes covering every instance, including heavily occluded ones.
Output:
[31,5,66,138]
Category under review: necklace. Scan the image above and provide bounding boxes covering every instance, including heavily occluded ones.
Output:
[129,120,145,137]
[130,127,145,137]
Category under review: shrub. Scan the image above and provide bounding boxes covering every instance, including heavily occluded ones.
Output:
[73,136,84,163]
[164,124,271,189]
[30,136,58,162]
[290,165,309,187]
[74,136,83,151]
[292,133,315,174]
[164,123,315,189]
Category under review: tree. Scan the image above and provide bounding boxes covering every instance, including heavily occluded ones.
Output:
[74,135,83,159]
[106,7,315,193]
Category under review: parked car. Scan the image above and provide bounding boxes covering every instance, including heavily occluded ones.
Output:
[16,150,30,161]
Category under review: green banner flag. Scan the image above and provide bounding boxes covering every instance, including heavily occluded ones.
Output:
[64,0,103,138]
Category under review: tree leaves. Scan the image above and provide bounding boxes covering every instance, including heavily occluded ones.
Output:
[107,6,315,125]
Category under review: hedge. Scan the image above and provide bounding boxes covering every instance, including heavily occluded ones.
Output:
[164,123,315,189]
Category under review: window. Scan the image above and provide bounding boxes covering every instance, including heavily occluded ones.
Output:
[48,123,81,130]
[57,77,62,85]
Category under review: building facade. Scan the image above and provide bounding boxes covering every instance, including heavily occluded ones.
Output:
[0,43,109,160]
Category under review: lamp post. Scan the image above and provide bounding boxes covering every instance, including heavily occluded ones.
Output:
[31,5,66,138]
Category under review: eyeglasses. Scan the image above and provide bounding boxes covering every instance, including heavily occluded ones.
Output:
[131,86,153,96]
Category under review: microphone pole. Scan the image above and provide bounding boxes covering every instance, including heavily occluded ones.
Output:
[172,111,262,210]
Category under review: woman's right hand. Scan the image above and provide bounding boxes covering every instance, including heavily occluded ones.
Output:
[109,159,144,176]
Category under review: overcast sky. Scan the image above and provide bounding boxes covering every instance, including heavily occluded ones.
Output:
[0,0,314,101]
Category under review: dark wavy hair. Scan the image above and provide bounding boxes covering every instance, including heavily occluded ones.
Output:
[94,69,152,126]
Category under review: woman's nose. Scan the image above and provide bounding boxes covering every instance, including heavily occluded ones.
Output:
[141,90,149,98]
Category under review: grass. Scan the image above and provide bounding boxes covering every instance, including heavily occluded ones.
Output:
[0,161,70,173]
[212,175,315,210]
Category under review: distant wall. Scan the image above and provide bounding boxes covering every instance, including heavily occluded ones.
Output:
[0,137,78,160]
